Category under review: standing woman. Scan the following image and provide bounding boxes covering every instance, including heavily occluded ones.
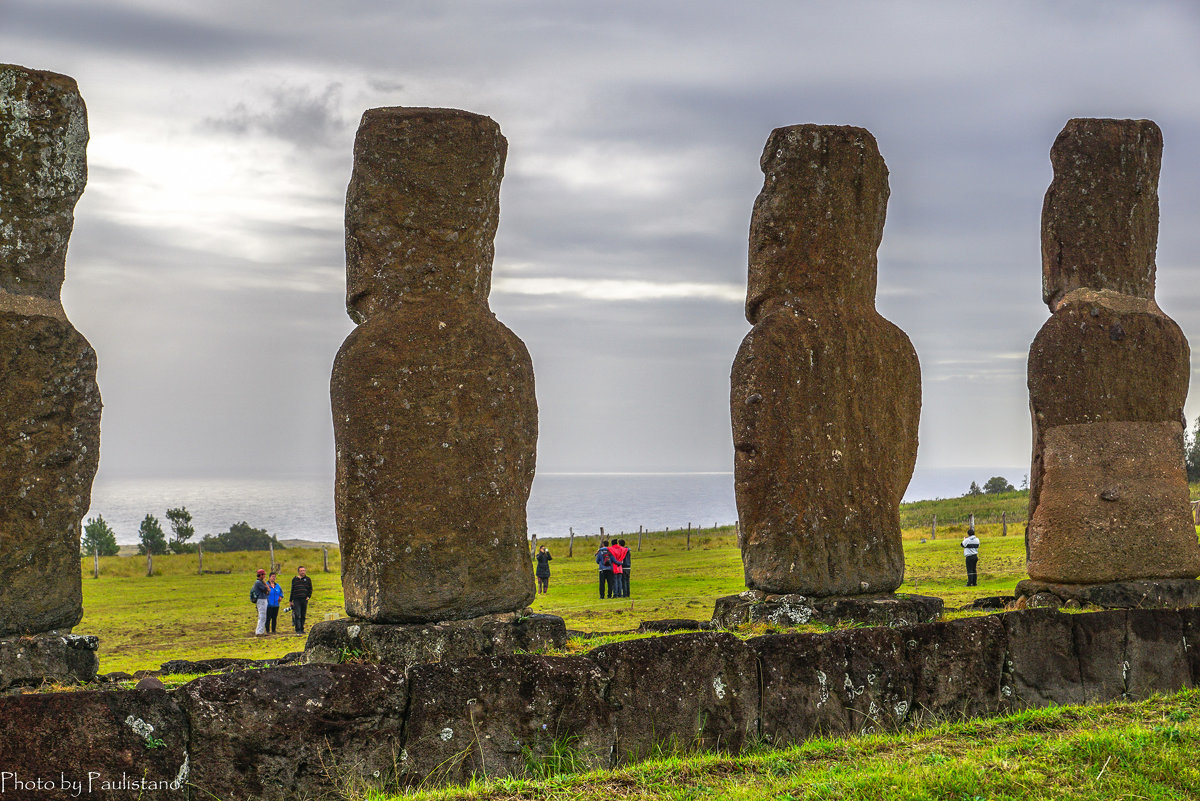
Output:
[265,572,284,633]
[535,545,552,594]
[251,568,270,636]
[961,528,980,587]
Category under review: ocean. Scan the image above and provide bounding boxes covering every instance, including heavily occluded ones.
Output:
[86,466,1024,546]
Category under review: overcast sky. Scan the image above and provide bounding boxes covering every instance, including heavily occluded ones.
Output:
[4,1,1199,487]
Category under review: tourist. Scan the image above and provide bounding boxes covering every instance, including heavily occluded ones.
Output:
[265,572,283,634]
[290,565,314,635]
[251,569,269,636]
[595,540,614,599]
[618,538,632,597]
[961,528,981,587]
[607,539,629,598]
[535,545,552,594]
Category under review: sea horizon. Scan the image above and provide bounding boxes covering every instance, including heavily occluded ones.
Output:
[86,465,1027,547]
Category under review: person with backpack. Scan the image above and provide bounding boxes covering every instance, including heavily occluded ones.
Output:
[961,528,981,587]
[595,540,614,599]
[250,568,269,635]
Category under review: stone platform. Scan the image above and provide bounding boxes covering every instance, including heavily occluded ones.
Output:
[1015,578,1200,609]
[712,590,943,629]
[0,632,99,692]
[303,611,567,669]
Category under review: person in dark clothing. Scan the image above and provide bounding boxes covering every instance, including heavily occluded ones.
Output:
[535,546,552,593]
[961,529,980,587]
[618,538,631,597]
[289,565,314,634]
[595,541,614,599]
[265,572,283,633]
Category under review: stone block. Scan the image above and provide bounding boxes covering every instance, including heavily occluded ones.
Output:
[402,655,614,785]
[180,663,408,801]
[588,632,758,760]
[0,687,188,799]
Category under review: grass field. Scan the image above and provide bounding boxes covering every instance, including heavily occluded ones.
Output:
[376,689,1200,801]
[79,515,1032,674]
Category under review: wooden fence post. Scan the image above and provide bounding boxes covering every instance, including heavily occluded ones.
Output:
[931,513,936,540]
[1002,511,1007,537]
[146,552,153,577]
[686,522,691,551]
[568,527,574,557]
[637,525,642,552]
[198,542,204,575]
[323,546,329,573]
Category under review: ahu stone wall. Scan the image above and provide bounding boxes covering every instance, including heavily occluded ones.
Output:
[1,608,1196,799]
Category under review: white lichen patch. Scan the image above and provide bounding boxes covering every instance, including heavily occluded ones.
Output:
[124,715,156,742]
[174,753,189,787]
[439,727,454,741]
[712,675,727,700]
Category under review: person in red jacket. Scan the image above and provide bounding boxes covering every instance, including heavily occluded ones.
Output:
[607,540,629,598]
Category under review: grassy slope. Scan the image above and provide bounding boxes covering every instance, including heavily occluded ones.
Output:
[381,689,1200,801]
[81,524,1031,673]
[76,487,1195,673]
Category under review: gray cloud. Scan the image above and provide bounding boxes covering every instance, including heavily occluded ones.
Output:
[6,0,1200,483]
[203,83,351,149]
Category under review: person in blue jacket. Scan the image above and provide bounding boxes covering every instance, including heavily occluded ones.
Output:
[265,572,284,633]
[595,540,614,599]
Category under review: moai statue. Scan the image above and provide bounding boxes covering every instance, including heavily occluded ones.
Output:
[731,125,921,597]
[1027,118,1200,585]
[0,65,102,635]
[332,107,537,623]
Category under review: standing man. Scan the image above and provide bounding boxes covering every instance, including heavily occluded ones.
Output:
[961,528,980,587]
[595,540,614,599]
[290,564,314,634]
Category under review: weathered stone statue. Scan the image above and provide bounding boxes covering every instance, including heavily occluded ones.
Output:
[0,65,102,642]
[331,107,537,623]
[1023,118,1200,602]
[730,124,922,599]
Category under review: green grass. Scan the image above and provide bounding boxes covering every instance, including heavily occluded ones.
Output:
[79,548,342,672]
[75,486,1199,673]
[356,689,1200,800]
[79,523,1030,673]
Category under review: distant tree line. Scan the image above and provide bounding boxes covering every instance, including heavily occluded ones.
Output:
[81,509,284,556]
[964,475,1024,497]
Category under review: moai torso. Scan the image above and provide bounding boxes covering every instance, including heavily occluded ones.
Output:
[1027,118,1200,583]
[0,65,101,634]
[732,125,921,596]
[332,108,536,622]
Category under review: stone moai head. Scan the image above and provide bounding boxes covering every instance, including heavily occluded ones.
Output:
[344,107,506,324]
[0,64,88,301]
[746,124,888,323]
[1041,118,1162,310]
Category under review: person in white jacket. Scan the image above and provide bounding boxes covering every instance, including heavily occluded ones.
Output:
[961,528,980,587]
